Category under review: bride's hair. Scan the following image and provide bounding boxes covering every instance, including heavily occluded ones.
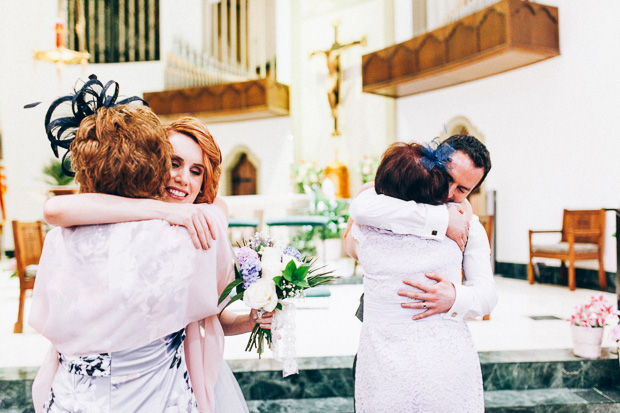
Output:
[374,142,449,205]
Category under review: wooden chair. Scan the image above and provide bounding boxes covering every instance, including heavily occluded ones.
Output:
[528,209,606,291]
[479,215,494,245]
[12,220,45,333]
[478,215,494,321]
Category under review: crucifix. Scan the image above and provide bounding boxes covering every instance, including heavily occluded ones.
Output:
[309,21,366,136]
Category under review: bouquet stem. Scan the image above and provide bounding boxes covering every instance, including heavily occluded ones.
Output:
[245,324,272,358]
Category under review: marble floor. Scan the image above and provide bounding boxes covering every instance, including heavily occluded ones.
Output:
[1,257,618,369]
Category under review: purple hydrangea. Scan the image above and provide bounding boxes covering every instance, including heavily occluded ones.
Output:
[282,246,302,262]
[235,246,259,265]
[240,256,262,289]
[248,232,277,251]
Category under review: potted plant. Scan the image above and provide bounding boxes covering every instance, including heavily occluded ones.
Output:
[293,160,323,194]
[289,183,350,262]
[43,158,77,195]
[567,295,618,358]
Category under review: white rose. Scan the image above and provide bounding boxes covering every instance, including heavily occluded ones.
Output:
[243,278,278,311]
[261,247,283,280]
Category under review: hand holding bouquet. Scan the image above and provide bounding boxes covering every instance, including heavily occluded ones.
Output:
[219,232,336,358]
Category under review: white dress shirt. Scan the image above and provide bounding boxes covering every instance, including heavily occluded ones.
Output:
[349,190,498,321]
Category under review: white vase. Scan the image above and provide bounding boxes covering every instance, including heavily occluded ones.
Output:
[571,325,604,358]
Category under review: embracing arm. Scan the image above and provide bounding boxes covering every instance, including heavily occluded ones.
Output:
[343,218,359,260]
[444,216,498,321]
[350,189,471,249]
[44,194,225,249]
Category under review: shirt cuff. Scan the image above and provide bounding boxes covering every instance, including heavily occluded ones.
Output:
[420,205,449,240]
[442,283,473,322]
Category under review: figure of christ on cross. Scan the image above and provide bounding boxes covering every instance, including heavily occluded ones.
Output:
[309,21,366,136]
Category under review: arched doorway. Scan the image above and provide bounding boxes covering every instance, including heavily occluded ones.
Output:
[231,153,257,196]
[221,145,261,196]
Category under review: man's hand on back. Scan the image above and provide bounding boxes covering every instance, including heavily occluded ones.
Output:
[446,199,472,251]
[398,273,456,320]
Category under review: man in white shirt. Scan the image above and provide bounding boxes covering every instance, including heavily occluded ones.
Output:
[347,135,497,321]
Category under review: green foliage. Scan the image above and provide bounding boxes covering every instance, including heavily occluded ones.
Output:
[293,160,323,194]
[289,228,318,256]
[360,155,380,184]
[43,159,73,186]
[289,186,350,253]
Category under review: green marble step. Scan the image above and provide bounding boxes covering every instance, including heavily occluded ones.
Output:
[480,349,620,391]
[484,387,620,412]
[230,350,620,402]
[247,396,353,413]
[247,387,620,413]
[2,350,619,411]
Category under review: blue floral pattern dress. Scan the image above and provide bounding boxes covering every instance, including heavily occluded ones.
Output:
[43,329,199,412]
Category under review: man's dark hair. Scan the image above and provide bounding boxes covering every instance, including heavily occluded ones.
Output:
[441,134,491,188]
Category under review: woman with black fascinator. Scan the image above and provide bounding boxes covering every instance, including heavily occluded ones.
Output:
[28,75,241,412]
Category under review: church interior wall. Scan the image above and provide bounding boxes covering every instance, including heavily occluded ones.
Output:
[393,0,620,272]
[207,116,292,196]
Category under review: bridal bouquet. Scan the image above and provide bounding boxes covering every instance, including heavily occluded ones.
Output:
[219,232,336,359]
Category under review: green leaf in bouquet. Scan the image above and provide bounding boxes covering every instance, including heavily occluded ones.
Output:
[219,291,244,315]
[273,275,283,287]
[282,261,296,282]
[292,265,310,282]
[292,279,311,289]
[276,302,282,311]
[307,266,338,287]
[218,278,244,305]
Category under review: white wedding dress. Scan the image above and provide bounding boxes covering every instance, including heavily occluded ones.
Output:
[353,224,484,413]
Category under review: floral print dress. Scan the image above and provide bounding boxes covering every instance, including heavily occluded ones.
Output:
[43,329,199,412]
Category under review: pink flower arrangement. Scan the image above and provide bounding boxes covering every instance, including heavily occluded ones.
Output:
[566,295,618,328]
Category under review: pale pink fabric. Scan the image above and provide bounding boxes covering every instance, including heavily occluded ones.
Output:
[186,241,236,413]
[29,205,233,413]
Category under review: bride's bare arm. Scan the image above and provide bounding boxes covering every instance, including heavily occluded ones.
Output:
[219,308,273,336]
[44,193,224,249]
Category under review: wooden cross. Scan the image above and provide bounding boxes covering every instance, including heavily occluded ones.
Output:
[310,21,366,136]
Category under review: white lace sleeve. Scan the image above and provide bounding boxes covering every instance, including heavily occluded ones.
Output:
[350,223,366,245]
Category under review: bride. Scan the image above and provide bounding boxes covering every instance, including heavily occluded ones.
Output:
[344,141,484,412]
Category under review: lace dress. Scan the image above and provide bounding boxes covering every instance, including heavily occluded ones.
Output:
[353,224,484,413]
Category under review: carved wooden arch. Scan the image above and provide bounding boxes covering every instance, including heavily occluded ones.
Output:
[221,145,262,196]
[438,116,487,216]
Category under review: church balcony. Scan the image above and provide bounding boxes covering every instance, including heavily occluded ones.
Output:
[362,0,560,98]
[143,78,289,123]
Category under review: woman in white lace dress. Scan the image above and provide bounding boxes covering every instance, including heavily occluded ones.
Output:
[344,142,484,412]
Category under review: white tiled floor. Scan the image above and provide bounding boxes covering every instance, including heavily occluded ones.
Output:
[1,258,617,368]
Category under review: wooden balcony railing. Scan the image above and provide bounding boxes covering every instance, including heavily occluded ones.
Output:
[362,0,559,98]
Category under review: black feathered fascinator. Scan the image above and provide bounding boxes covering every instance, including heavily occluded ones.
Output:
[25,74,148,176]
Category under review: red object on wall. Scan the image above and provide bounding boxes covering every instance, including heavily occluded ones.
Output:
[55,21,64,48]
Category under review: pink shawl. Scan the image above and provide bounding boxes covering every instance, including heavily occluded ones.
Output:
[30,206,233,413]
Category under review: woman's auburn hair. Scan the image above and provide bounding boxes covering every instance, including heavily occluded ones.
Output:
[71,105,172,199]
[166,117,222,204]
[374,142,449,205]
